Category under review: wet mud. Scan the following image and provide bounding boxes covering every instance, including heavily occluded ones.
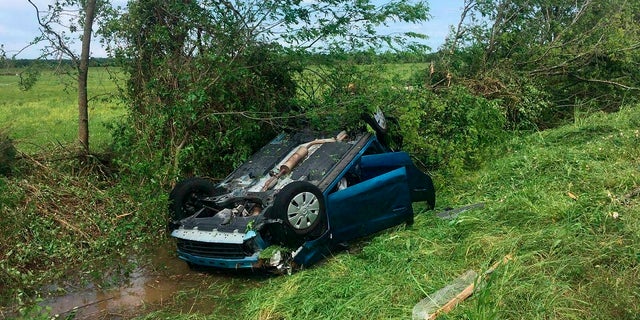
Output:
[36,241,261,319]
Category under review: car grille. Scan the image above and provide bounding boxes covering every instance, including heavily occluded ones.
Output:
[176,238,254,259]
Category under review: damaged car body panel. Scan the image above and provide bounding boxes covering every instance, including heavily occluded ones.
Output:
[169,115,436,271]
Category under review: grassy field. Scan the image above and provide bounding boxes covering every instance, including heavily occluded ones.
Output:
[140,106,640,319]
[1,63,638,319]
[0,67,126,153]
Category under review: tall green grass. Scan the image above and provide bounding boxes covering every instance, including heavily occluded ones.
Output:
[1,63,638,319]
[0,67,125,153]
[227,106,638,319]
[130,105,639,320]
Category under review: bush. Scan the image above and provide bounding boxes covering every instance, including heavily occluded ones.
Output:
[0,130,16,176]
[394,86,508,174]
[297,64,509,176]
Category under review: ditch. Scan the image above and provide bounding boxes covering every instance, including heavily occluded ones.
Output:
[31,240,263,319]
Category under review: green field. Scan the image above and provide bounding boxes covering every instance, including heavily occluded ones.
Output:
[0,67,126,153]
[1,64,638,319]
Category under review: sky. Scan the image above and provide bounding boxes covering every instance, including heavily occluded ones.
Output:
[0,0,464,59]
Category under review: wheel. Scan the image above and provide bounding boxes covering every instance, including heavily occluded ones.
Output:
[423,175,436,210]
[169,177,216,221]
[406,213,414,226]
[362,107,388,134]
[362,107,393,148]
[273,181,326,236]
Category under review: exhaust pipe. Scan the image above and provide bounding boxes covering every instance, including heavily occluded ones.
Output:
[261,131,347,191]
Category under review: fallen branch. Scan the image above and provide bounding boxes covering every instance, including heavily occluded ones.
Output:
[116,212,133,219]
[570,74,640,91]
[50,213,91,241]
[428,255,512,320]
[54,296,117,319]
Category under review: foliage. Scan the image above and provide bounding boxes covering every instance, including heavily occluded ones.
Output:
[289,57,508,174]
[0,149,168,313]
[236,103,640,320]
[0,129,16,176]
[435,0,640,129]
[398,85,507,174]
[102,0,430,180]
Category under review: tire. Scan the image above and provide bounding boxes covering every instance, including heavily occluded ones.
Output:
[169,177,216,221]
[362,108,392,148]
[406,213,415,226]
[362,108,388,135]
[423,175,436,210]
[273,181,327,236]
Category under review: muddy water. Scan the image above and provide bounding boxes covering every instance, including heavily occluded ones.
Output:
[39,241,261,319]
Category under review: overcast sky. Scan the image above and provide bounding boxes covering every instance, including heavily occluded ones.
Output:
[0,1,463,59]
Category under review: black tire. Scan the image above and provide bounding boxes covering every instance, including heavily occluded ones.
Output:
[362,109,388,135]
[362,108,392,148]
[169,177,216,221]
[406,213,415,226]
[273,181,327,236]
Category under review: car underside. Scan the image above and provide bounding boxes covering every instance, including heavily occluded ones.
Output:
[168,116,435,271]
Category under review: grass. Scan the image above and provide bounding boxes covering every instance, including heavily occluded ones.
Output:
[105,105,640,320]
[0,67,126,153]
[0,63,638,319]
[221,107,637,319]
[0,67,161,316]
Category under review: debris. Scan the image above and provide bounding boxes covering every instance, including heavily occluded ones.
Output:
[116,212,133,219]
[412,270,477,320]
[412,255,513,320]
[567,192,578,201]
[436,203,484,220]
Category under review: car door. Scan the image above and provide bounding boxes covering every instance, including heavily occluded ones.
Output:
[358,151,436,208]
[326,164,412,243]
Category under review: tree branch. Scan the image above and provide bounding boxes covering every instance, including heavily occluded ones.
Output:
[570,74,640,91]
[27,0,79,62]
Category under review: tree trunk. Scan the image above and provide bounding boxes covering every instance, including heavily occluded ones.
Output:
[78,0,97,154]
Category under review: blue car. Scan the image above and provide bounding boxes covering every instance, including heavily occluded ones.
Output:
[168,112,435,271]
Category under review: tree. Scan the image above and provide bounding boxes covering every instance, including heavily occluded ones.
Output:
[27,0,103,154]
[103,0,430,178]
[440,0,640,127]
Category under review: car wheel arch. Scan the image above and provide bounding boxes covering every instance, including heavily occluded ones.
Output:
[168,177,216,221]
[269,181,328,246]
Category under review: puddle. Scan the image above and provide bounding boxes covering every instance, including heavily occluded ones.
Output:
[36,240,261,319]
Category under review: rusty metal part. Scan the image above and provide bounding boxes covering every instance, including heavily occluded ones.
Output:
[280,145,309,173]
[260,131,348,192]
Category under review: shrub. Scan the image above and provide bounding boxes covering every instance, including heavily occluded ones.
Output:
[0,130,16,176]
[394,86,508,175]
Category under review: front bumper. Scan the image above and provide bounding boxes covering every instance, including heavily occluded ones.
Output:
[176,250,262,269]
[172,229,267,269]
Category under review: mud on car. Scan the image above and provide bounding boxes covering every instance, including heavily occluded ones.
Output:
[167,111,435,271]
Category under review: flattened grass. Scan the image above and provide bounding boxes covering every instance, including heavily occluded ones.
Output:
[236,106,640,319]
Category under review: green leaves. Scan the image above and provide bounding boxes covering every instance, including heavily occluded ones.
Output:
[441,0,640,129]
[102,0,431,178]
[0,129,16,176]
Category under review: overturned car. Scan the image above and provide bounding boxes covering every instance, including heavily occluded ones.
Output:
[168,112,435,271]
